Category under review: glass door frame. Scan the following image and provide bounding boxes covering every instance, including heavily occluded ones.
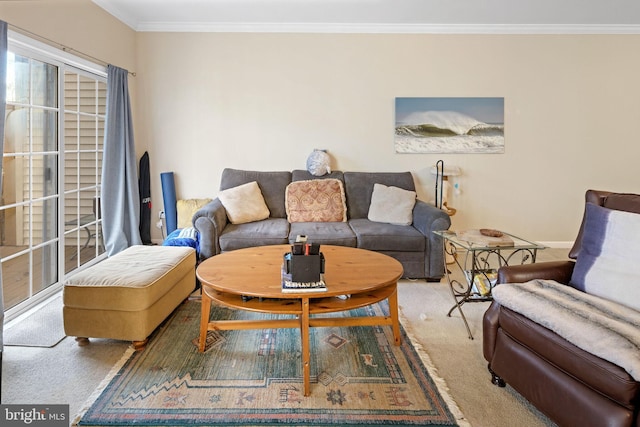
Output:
[3,31,108,322]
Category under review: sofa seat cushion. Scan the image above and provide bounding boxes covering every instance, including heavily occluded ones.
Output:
[496,305,639,407]
[219,218,289,252]
[349,218,425,252]
[289,222,356,247]
[63,245,195,312]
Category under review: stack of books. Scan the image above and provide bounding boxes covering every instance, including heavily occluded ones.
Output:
[464,269,498,296]
[281,266,327,293]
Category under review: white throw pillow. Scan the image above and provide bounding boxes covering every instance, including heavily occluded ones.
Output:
[367,183,416,226]
[218,181,270,224]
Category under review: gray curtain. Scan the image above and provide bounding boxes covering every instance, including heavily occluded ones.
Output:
[0,19,7,391]
[101,65,141,255]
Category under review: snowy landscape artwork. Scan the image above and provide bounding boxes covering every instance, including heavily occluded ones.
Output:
[395,97,504,154]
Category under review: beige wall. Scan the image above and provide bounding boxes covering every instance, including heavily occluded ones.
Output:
[138,32,640,244]
[0,1,135,70]
[0,0,139,147]
[2,2,639,246]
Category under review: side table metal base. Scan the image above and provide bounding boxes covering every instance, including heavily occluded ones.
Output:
[434,230,545,340]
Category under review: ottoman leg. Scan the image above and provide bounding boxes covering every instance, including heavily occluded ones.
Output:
[75,337,90,346]
[132,339,149,351]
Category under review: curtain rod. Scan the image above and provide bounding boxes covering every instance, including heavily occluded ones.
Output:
[8,23,136,77]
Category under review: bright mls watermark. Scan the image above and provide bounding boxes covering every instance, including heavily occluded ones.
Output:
[1,405,69,426]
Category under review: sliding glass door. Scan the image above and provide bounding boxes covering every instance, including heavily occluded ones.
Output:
[1,35,106,315]
[63,70,106,272]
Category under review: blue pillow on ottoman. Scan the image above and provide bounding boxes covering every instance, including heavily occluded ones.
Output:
[571,203,640,311]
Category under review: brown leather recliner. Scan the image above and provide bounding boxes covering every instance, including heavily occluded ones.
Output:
[483,190,640,427]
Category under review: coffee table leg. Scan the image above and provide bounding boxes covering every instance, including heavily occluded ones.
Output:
[301,297,311,396]
[389,285,401,346]
[199,292,212,353]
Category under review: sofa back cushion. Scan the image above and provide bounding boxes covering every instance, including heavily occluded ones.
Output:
[292,169,344,183]
[570,203,640,311]
[603,193,640,213]
[219,168,291,218]
[343,172,416,219]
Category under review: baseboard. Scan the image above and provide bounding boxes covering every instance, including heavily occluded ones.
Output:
[539,241,574,249]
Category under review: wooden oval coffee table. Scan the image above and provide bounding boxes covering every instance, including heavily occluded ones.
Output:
[196,244,403,396]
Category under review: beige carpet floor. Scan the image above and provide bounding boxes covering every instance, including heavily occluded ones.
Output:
[2,249,566,426]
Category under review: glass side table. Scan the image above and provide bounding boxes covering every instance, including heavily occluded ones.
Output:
[433,229,546,339]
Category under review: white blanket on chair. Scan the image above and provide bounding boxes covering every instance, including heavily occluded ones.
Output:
[492,279,640,381]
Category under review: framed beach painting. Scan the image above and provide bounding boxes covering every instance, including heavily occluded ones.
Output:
[395,97,505,154]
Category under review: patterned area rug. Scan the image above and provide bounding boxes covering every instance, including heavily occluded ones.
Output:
[76,298,467,426]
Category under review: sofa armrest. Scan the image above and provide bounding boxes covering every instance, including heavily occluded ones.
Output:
[412,199,451,235]
[412,200,452,278]
[483,301,501,362]
[193,198,228,260]
[497,260,575,285]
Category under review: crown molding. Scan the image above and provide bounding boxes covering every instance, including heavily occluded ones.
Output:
[135,22,640,34]
[93,0,140,30]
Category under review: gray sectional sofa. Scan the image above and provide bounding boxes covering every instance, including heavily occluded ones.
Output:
[193,168,451,280]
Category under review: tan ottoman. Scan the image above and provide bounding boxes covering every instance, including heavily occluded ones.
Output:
[63,245,196,350]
